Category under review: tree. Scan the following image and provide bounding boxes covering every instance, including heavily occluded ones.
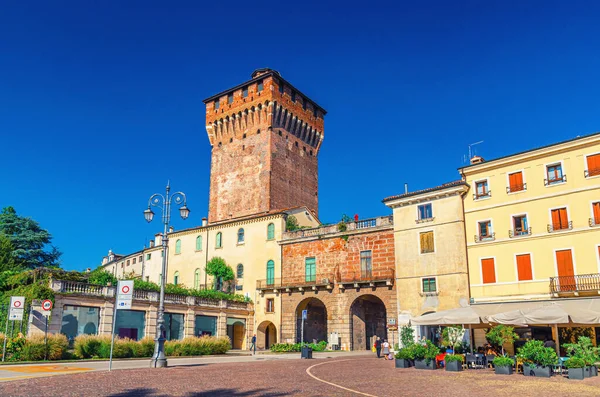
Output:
[286,215,300,232]
[0,207,61,269]
[441,325,465,350]
[486,325,518,355]
[205,257,234,291]
[399,325,415,348]
[0,233,18,272]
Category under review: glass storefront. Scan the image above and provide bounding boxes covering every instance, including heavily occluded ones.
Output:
[164,313,185,340]
[115,310,146,340]
[195,315,217,337]
[60,305,100,341]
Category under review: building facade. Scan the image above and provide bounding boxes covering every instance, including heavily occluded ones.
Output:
[383,181,471,333]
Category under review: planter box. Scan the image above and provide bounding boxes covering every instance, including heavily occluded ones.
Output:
[568,368,585,380]
[523,364,551,378]
[395,359,412,368]
[495,365,513,375]
[445,360,463,372]
[414,359,436,370]
[592,366,598,377]
[584,366,591,378]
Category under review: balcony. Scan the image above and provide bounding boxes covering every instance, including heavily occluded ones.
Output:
[474,232,495,243]
[338,268,395,289]
[256,277,334,293]
[584,168,600,178]
[550,273,600,295]
[415,216,435,224]
[473,191,491,200]
[509,227,532,238]
[544,175,567,186]
[282,215,393,240]
[506,183,527,194]
[547,221,573,233]
[589,218,600,228]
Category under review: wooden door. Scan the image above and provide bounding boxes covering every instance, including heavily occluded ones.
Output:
[556,249,575,291]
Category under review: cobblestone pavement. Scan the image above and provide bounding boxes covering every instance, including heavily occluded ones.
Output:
[2,356,600,396]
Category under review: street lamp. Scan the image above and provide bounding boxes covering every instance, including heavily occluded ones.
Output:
[144,181,190,368]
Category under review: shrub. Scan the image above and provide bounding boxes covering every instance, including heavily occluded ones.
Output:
[395,345,416,360]
[132,337,155,358]
[46,334,69,360]
[74,335,111,359]
[563,336,598,366]
[399,325,415,349]
[486,325,518,355]
[493,355,514,367]
[164,336,230,356]
[21,339,46,361]
[270,341,327,353]
[413,341,440,363]
[444,354,463,363]
[87,268,117,286]
[98,337,134,359]
[517,340,557,367]
[565,357,586,369]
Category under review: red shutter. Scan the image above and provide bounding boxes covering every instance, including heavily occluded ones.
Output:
[551,209,561,229]
[593,202,600,224]
[509,172,524,191]
[516,254,533,281]
[559,208,568,229]
[556,249,575,291]
[481,258,496,284]
[587,154,600,176]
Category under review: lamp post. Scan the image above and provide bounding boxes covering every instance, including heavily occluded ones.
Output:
[144,181,190,368]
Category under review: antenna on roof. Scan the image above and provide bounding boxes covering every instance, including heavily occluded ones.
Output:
[468,141,484,160]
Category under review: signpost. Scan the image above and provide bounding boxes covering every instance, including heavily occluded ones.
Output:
[109,281,134,371]
[41,299,53,360]
[2,296,26,362]
[387,318,397,351]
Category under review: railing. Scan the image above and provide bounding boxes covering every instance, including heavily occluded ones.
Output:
[584,169,600,178]
[339,268,395,284]
[544,175,567,186]
[57,280,106,296]
[473,191,491,200]
[590,218,600,227]
[506,183,527,194]
[474,233,495,243]
[416,216,435,224]
[256,278,282,290]
[194,297,221,307]
[550,273,600,294]
[227,301,250,310]
[547,221,573,233]
[282,215,393,240]
[164,293,188,304]
[133,289,150,300]
[509,227,532,238]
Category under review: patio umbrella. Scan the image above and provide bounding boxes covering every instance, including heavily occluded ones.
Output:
[487,303,570,325]
[410,306,487,325]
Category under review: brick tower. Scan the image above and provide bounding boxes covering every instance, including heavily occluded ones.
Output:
[203,69,325,223]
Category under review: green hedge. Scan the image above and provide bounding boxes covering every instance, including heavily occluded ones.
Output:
[270,341,328,353]
[1,334,68,362]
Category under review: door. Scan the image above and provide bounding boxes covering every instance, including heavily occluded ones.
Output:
[556,249,575,291]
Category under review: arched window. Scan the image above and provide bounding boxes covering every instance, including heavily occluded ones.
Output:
[196,235,202,251]
[267,223,275,240]
[175,239,181,254]
[194,268,201,289]
[237,228,245,244]
[237,264,244,279]
[174,271,180,285]
[215,232,222,248]
[266,260,275,285]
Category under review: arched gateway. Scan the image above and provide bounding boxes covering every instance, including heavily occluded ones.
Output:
[350,294,387,350]
[257,321,277,349]
[296,297,327,343]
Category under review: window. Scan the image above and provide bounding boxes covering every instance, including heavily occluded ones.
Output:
[266,260,275,285]
[175,239,181,254]
[475,180,490,199]
[266,298,274,313]
[478,221,492,240]
[132,257,136,264]
[164,313,184,341]
[194,269,201,289]
[243,87,248,97]
[146,253,151,260]
[302,98,307,110]
[291,91,296,102]
[267,223,275,240]
[508,171,525,193]
[481,258,496,284]
[257,80,263,92]
[422,277,437,293]
[126,260,130,266]
[513,215,529,236]
[417,203,433,220]
[516,254,533,281]
[237,264,244,279]
[60,306,100,339]
[237,228,245,244]
[228,94,233,104]
[215,232,222,248]
[586,154,600,177]
[196,235,202,251]
[419,231,434,253]
[313,108,317,118]
[305,257,316,282]
[279,83,284,94]
[173,271,179,285]
[139,256,143,263]
[214,100,219,110]
[546,163,564,185]
[592,202,600,226]
[550,208,570,231]
[360,250,372,278]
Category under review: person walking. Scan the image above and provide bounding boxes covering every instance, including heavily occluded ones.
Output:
[382,339,390,360]
[375,336,382,358]
[251,334,257,355]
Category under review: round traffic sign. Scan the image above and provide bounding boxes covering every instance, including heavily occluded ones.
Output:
[122,285,130,294]
[14,300,22,308]
[42,299,53,311]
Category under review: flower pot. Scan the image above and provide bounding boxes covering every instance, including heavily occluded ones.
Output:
[445,360,462,372]
[592,365,598,377]
[583,366,591,378]
[568,368,585,380]
[414,359,436,370]
[495,365,513,375]
[395,358,412,368]
[524,365,551,378]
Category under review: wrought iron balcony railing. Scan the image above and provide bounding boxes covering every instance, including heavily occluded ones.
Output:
[509,227,532,238]
[474,232,495,243]
[473,191,491,200]
[506,183,527,194]
[339,268,395,285]
[547,221,573,233]
[584,168,600,178]
[550,273,600,294]
[589,218,600,227]
[544,175,567,186]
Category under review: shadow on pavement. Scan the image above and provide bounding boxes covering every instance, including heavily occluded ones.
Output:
[107,387,288,397]
[108,388,169,397]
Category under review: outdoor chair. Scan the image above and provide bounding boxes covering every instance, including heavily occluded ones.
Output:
[465,354,484,369]
[486,354,496,368]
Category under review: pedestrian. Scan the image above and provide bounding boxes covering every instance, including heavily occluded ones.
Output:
[543,337,556,350]
[375,336,382,358]
[251,334,257,355]
[382,339,390,360]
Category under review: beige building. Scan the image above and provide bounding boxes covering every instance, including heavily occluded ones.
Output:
[383,181,471,336]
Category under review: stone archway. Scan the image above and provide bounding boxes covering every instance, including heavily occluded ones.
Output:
[296,297,327,344]
[257,321,277,350]
[350,294,387,351]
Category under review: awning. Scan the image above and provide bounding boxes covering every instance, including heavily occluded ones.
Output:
[410,306,491,325]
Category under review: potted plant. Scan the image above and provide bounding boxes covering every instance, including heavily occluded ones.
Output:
[563,336,599,378]
[517,340,558,378]
[565,357,586,380]
[444,354,464,372]
[413,341,439,370]
[486,325,518,356]
[492,355,514,375]
[395,344,415,368]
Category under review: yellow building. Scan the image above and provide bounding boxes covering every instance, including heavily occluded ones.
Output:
[384,181,471,336]
[460,132,600,303]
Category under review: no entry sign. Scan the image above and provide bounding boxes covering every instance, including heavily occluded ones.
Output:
[116,280,134,310]
[9,296,25,321]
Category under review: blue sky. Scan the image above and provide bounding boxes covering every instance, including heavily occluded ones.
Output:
[1,1,599,270]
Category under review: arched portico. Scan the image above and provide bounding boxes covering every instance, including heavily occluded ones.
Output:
[296,297,327,344]
[350,294,387,350]
[257,321,277,350]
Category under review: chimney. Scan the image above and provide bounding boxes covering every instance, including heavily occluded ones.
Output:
[149,240,155,248]
[470,155,485,165]
[404,183,408,194]
[169,226,174,233]
[202,217,208,227]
